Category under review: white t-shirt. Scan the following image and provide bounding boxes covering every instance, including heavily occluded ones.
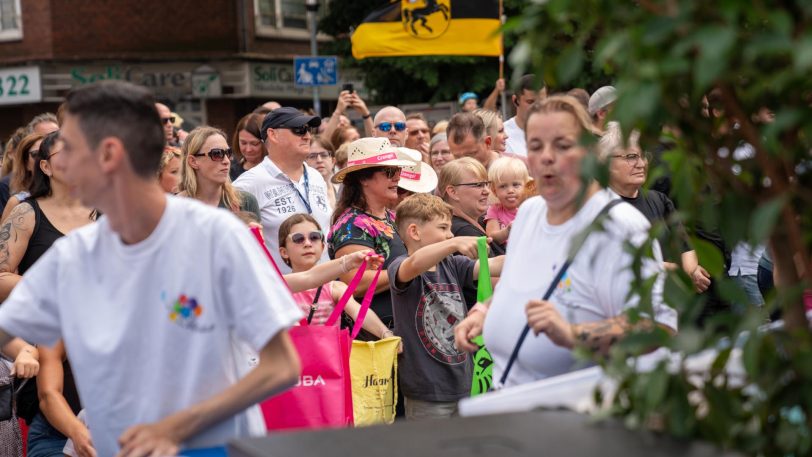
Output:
[728,242,766,276]
[503,117,526,157]
[0,196,303,456]
[482,191,677,387]
[234,157,332,273]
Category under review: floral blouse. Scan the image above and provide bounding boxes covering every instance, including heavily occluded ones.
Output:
[328,207,401,260]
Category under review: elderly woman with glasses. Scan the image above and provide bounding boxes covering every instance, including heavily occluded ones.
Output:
[438,157,506,256]
[599,121,701,278]
[327,137,414,333]
[179,126,260,221]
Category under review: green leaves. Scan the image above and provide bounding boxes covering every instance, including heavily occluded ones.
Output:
[691,236,725,278]
[692,26,737,91]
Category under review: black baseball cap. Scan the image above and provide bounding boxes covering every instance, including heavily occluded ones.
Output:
[260,107,321,141]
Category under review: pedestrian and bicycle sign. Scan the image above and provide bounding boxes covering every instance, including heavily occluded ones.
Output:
[294,56,338,86]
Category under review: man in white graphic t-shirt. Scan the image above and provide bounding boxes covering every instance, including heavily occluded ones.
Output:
[503,74,547,158]
[0,81,302,457]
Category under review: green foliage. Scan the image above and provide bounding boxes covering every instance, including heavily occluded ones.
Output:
[509,0,812,455]
[319,0,544,104]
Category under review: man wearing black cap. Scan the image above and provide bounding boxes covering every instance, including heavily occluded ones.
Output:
[234,107,333,272]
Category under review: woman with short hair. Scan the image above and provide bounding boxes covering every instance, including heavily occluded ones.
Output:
[438,158,505,256]
[179,126,260,221]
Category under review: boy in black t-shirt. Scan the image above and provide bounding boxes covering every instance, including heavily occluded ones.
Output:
[388,193,504,419]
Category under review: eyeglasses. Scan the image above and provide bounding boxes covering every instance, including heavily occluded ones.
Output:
[161,117,176,125]
[288,231,324,245]
[307,152,332,161]
[376,122,407,132]
[430,149,452,158]
[278,125,318,137]
[193,148,233,161]
[612,151,652,164]
[452,181,490,189]
[370,166,401,179]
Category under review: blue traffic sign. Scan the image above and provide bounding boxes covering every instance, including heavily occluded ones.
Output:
[293,56,338,86]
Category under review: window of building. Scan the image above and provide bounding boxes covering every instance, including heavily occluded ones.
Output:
[254,0,327,38]
[0,0,22,41]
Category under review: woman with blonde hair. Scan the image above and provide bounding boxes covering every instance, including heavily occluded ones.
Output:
[473,109,508,154]
[157,146,182,194]
[179,126,260,220]
[454,96,676,387]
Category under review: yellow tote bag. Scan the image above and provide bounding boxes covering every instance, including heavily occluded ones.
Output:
[350,336,401,426]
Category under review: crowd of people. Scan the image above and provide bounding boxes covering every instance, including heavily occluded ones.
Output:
[0,74,771,456]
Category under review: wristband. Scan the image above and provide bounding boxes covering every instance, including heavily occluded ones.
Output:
[468,302,489,317]
[361,113,371,119]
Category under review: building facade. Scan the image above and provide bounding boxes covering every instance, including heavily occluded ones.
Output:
[0,0,362,138]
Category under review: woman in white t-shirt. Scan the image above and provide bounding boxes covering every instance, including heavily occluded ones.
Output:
[454,95,677,387]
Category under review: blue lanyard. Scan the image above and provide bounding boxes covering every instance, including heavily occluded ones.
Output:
[291,164,312,214]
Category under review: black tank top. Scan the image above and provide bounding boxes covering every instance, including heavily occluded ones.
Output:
[17,199,64,275]
[13,199,83,424]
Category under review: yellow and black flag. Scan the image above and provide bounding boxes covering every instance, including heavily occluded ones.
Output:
[351,0,502,59]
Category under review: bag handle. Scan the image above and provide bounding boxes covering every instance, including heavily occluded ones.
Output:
[325,259,368,327]
[350,266,382,339]
[251,226,309,326]
[496,198,623,389]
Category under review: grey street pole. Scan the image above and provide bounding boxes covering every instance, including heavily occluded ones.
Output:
[306,0,321,116]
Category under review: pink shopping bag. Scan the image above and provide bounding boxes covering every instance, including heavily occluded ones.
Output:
[250,227,380,431]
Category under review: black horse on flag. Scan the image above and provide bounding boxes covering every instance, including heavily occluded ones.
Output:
[403,0,450,36]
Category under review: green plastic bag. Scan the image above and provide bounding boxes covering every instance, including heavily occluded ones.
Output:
[471,237,494,396]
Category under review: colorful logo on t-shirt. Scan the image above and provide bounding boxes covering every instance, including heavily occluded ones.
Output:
[556,272,572,294]
[416,282,467,365]
[162,291,214,333]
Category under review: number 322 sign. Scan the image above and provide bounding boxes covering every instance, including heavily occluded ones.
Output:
[0,66,41,106]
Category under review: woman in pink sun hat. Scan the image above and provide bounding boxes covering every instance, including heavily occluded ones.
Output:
[328,137,413,335]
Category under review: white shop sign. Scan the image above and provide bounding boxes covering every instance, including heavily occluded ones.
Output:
[0,66,42,105]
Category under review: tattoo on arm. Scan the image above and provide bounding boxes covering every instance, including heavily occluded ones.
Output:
[0,203,34,273]
[573,315,654,355]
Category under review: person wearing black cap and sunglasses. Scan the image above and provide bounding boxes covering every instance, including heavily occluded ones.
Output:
[234,107,333,273]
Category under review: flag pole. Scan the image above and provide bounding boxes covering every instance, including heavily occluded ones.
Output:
[499,0,507,120]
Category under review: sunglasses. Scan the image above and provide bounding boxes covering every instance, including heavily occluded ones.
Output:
[288,231,324,245]
[307,152,332,161]
[375,122,407,132]
[453,181,490,189]
[370,166,401,179]
[279,125,318,137]
[193,148,233,161]
[161,116,176,125]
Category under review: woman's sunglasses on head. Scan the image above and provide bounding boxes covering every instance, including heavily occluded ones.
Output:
[288,231,324,245]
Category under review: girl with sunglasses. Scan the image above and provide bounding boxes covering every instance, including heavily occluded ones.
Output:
[179,127,261,221]
[278,214,392,338]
